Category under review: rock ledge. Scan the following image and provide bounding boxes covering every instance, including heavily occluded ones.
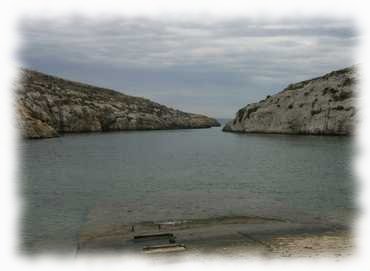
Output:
[223,66,357,135]
[16,69,220,139]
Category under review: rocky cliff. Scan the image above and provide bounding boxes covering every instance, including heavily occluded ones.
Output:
[16,69,220,139]
[223,66,357,135]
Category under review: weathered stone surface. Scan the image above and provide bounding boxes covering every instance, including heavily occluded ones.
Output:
[15,69,220,139]
[223,66,357,135]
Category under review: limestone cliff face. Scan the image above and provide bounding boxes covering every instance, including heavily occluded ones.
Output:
[224,66,357,135]
[16,69,220,139]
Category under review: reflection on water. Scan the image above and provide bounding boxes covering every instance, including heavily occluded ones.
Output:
[19,126,354,253]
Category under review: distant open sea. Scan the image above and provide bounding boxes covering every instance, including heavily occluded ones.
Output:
[19,120,354,253]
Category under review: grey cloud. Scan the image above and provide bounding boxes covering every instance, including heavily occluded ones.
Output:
[19,17,358,118]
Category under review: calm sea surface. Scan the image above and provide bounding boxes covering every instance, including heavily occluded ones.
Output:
[19,123,354,253]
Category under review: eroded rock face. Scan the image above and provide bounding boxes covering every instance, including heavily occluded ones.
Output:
[224,66,357,135]
[15,69,220,139]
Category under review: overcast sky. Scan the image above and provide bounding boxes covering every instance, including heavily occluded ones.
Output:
[19,17,358,118]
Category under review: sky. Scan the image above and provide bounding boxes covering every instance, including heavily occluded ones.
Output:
[19,17,358,118]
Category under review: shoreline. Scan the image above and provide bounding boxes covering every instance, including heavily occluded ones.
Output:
[77,215,353,258]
